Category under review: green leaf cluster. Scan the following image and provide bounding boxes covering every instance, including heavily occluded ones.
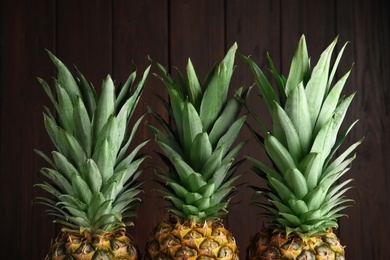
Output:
[242,35,361,234]
[35,51,150,233]
[148,43,249,222]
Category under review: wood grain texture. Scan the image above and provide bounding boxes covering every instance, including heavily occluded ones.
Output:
[336,1,390,259]
[56,0,113,86]
[225,1,281,256]
[170,0,225,79]
[0,0,57,258]
[112,0,169,254]
[280,0,337,74]
[0,1,388,259]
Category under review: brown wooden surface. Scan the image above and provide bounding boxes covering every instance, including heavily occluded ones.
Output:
[0,0,388,259]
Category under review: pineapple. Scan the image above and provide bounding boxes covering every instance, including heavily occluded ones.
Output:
[35,51,150,259]
[145,43,248,260]
[242,35,362,259]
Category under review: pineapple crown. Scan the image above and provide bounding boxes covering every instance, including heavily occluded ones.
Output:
[35,51,150,234]
[148,43,250,222]
[242,35,362,235]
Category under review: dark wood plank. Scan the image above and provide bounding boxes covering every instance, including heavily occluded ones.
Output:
[225,1,281,257]
[56,0,112,87]
[170,0,225,80]
[0,1,388,259]
[0,0,57,258]
[337,1,390,259]
[112,0,169,254]
[280,0,336,75]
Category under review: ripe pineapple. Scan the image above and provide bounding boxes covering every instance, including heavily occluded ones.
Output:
[35,51,150,259]
[242,35,361,259]
[145,43,248,260]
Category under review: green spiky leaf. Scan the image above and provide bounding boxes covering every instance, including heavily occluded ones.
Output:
[244,35,360,234]
[36,53,149,232]
[200,43,237,132]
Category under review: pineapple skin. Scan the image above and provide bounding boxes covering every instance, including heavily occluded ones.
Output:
[246,228,345,260]
[46,229,139,260]
[145,218,239,260]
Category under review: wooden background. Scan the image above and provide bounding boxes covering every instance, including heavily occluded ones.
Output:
[0,0,388,259]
